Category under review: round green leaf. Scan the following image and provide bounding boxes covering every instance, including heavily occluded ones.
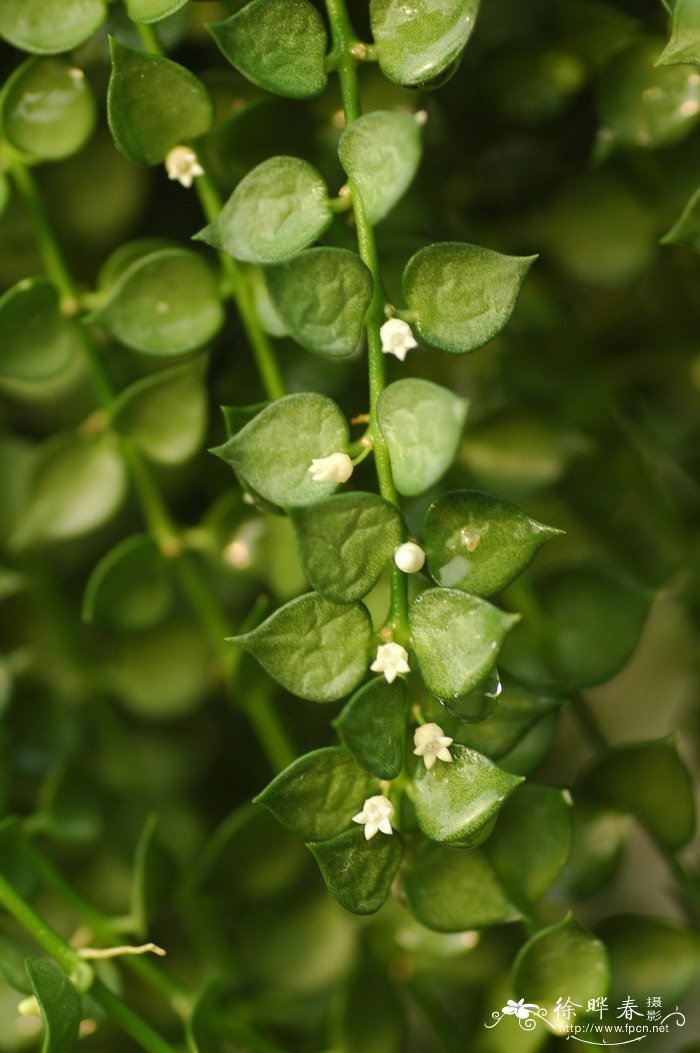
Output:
[97,238,177,293]
[291,492,404,603]
[111,358,208,464]
[577,737,695,851]
[413,743,522,844]
[370,0,480,87]
[410,587,520,699]
[658,0,700,66]
[598,914,700,1007]
[512,917,610,1031]
[405,843,521,931]
[338,110,422,224]
[12,432,126,548]
[194,156,332,264]
[333,677,409,780]
[562,807,628,900]
[423,490,563,596]
[125,0,189,24]
[264,248,373,357]
[0,278,83,382]
[211,393,350,509]
[487,784,573,905]
[91,249,223,356]
[254,746,373,841]
[0,58,96,161]
[107,38,213,165]
[377,379,468,497]
[500,561,653,694]
[597,38,700,154]
[207,0,328,99]
[0,0,106,55]
[25,958,81,1053]
[403,242,536,354]
[231,593,373,703]
[82,534,174,631]
[308,827,402,915]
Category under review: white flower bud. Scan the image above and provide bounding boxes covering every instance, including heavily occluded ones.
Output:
[413,722,453,770]
[394,541,425,574]
[380,318,418,361]
[352,794,394,839]
[164,146,204,188]
[307,452,353,483]
[370,642,410,684]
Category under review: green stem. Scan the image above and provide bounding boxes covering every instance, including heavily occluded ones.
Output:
[90,977,180,1053]
[0,870,83,977]
[324,0,409,642]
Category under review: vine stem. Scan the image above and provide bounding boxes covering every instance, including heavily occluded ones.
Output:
[323,0,410,642]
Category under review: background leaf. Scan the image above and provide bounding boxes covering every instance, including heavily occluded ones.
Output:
[112,358,208,464]
[25,957,81,1053]
[0,0,106,55]
[82,534,173,630]
[0,58,96,160]
[0,278,83,383]
[125,0,189,24]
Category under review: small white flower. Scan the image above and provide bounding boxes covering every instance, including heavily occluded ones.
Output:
[164,146,204,188]
[352,794,394,840]
[380,318,418,361]
[394,541,426,574]
[413,722,453,770]
[370,642,410,684]
[307,452,353,483]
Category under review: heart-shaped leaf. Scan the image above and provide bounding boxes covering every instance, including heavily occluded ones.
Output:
[423,490,563,596]
[264,248,372,357]
[404,842,521,931]
[90,248,223,356]
[308,827,402,914]
[410,588,519,699]
[211,393,349,508]
[0,57,96,160]
[0,0,106,55]
[254,746,373,840]
[291,492,403,603]
[598,914,700,1007]
[82,534,173,631]
[208,0,328,99]
[338,110,422,224]
[111,358,208,464]
[108,38,213,165]
[413,743,522,844]
[25,957,81,1053]
[333,677,409,780]
[125,0,189,23]
[0,279,83,383]
[657,0,700,66]
[561,807,628,901]
[577,737,695,851]
[231,592,372,702]
[377,379,468,496]
[403,242,536,354]
[370,0,481,88]
[195,156,332,264]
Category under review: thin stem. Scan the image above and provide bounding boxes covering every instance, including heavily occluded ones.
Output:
[90,977,180,1053]
[324,0,409,642]
[0,870,84,978]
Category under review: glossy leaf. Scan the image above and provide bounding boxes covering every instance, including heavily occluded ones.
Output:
[487,784,573,905]
[254,746,373,840]
[125,0,189,24]
[112,358,208,464]
[208,0,328,99]
[413,743,523,844]
[308,827,402,915]
[333,677,409,780]
[195,156,332,264]
[661,185,700,253]
[577,737,695,851]
[424,490,563,596]
[598,914,700,1007]
[410,588,519,699]
[230,593,372,702]
[0,58,96,160]
[370,0,480,88]
[108,38,213,165]
[658,0,700,65]
[25,957,81,1053]
[377,379,468,496]
[291,492,403,603]
[597,38,700,154]
[404,843,521,931]
[12,433,126,548]
[338,110,422,224]
[211,393,349,508]
[455,680,563,759]
[82,534,173,630]
[512,917,610,1030]
[0,0,106,54]
[264,248,372,357]
[501,561,653,693]
[0,278,83,382]
[130,815,175,934]
[91,249,223,356]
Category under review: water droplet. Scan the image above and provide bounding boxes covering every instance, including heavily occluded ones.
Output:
[439,670,502,723]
